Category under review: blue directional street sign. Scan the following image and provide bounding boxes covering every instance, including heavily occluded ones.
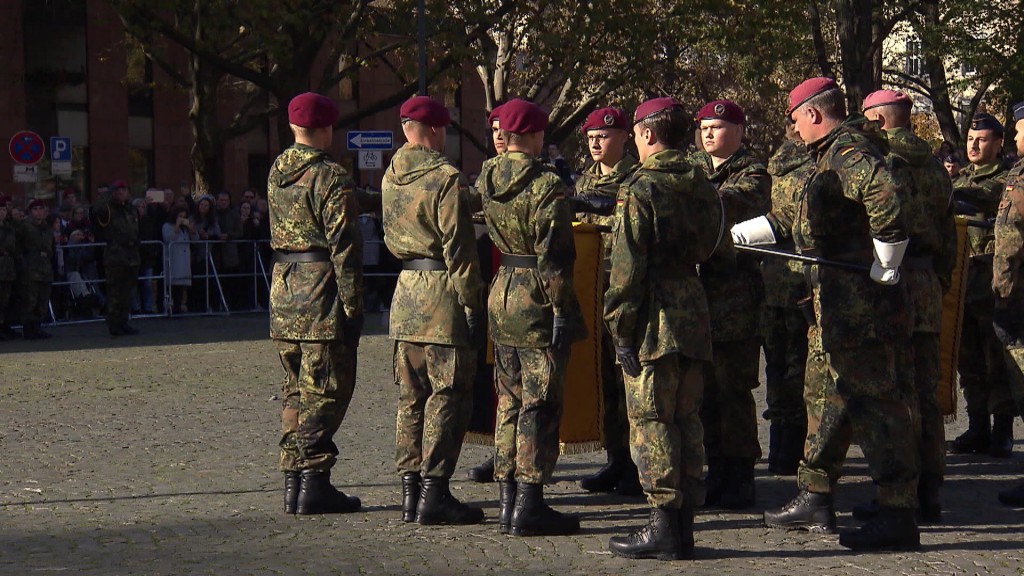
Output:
[347,131,393,151]
[50,137,72,162]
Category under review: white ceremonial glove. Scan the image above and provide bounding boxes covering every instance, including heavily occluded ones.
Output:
[869,238,909,285]
[730,216,777,246]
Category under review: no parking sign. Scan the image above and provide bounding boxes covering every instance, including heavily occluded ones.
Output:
[9,131,45,165]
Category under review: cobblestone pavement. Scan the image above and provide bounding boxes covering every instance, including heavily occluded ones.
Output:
[1,314,1022,576]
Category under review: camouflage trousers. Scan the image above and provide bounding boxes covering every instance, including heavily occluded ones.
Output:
[105,265,139,328]
[394,341,476,479]
[277,339,357,472]
[493,344,567,485]
[701,337,762,460]
[20,280,51,324]
[798,332,919,508]
[598,329,629,452]
[624,353,706,509]
[897,332,945,477]
[959,295,1014,417]
[0,280,13,324]
[762,306,809,426]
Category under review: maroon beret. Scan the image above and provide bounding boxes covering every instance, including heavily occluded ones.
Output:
[581,107,629,133]
[27,199,47,210]
[788,77,839,114]
[111,179,128,189]
[487,104,505,125]
[633,97,684,124]
[697,100,745,125]
[863,89,912,111]
[500,99,549,134]
[287,92,339,129]
[400,96,450,127]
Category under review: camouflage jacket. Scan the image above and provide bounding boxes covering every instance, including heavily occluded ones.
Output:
[884,127,956,334]
[797,114,910,351]
[695,146,772,341]
[382,143,484,346]
[763,140,814,308]
[92,194,141,268]
[954,160,1007,257]
[16,219,54,283]
[268,143,363,341]
[575,154,639,230]
[604,149,719,362]
[479,151,584,348]
[993,158,1024,314]
[0,221,17,282]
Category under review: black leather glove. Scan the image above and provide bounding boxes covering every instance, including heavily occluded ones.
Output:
[551,315,568,353]
[343,313,364,349]
[566,194,616,216]
[615,344,641,378]
[466,311,486,349]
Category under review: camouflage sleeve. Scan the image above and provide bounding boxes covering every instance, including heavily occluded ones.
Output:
[993,186,1024,300]
[955,176,1007,215]
[319,167,363,318]
[465,185,483,213]
[720,163,772,225]
[534,178,576,317]
[831,146,907,243]
[603,181,650,347]
[439,172,483,312]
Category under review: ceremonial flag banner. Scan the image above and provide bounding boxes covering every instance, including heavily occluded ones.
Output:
[938,216,971,416]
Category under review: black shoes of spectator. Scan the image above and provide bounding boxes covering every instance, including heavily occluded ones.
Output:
[719,458,756,510]
[768,422,805,476]
[763,490,836,533]
[838,507,920,551]
[608,507,693,561]
[466,456,495,483]
[295,469,361,515]
[510,482,580,536]
[947,420,990,454]
[401,471,421,522]
[22,324,51,340]
[498,480,516,534]
[415,477,484,525]
[998,482,1024,507]
[283,471,300,514]
[990,415,1014,458]
[109,323,140,337]
[580,447,629,493]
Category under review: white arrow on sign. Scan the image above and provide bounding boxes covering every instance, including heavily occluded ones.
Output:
[350,135,392,148]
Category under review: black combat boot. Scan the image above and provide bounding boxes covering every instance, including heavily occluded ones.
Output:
[615,459,644,497]
[510,483,580,536]
[838,507,920,551]
[401,471,421,523]
[947,411,990,454]
[702,457,724,507]
[295,469,361,515]
[998,481,1024,507]
[608,508,687,561]
[769,423,805,476]
[719,458,756,510]
[580,447,628,493]
[466,456,495,483]
[990,415,1014,458]
[498,480,516,534]
[767,422,783,472]
[918,473,942,523]
[283,471,300,514]
[415,477,484,525]
[678,506,695,557]
[851,498,881,522]
[763,490,836,532]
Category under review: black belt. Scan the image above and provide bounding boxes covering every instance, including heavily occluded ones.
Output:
[402,258,446,271]
[273,250,331,263]
[500,253,538,268]
[904,256,933,270]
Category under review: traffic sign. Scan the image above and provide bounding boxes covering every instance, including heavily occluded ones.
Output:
[50,137,72,162]
[347,131,393,150]
[9,131,45,165]
[358,150,384,170]
[13,165,39,183]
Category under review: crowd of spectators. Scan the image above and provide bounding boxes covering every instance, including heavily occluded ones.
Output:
[0,182,273,337]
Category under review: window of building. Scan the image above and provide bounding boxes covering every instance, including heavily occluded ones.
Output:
[905,39,925,78]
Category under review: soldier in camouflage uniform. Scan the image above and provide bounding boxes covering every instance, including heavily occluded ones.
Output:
[604,97,722,561]
[693,99,771,509]
[16,199,54,340]
[851,90,957,522]
[0,198,19,339]
[569,107,642,497]
[477,98,585,536]
[269,92,363,516]
[993,101,1024,507]
[756,78,920,551]
[92,180,141,337]
[383,96,485,526]
[948,114,1015,458]
[756,129,815,476]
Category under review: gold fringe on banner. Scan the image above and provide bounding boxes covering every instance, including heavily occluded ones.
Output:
[937,217,971,417]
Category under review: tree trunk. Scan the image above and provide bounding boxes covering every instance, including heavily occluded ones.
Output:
[915,5,960,148]
[808,0,834,78]
[834,0,879,111]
